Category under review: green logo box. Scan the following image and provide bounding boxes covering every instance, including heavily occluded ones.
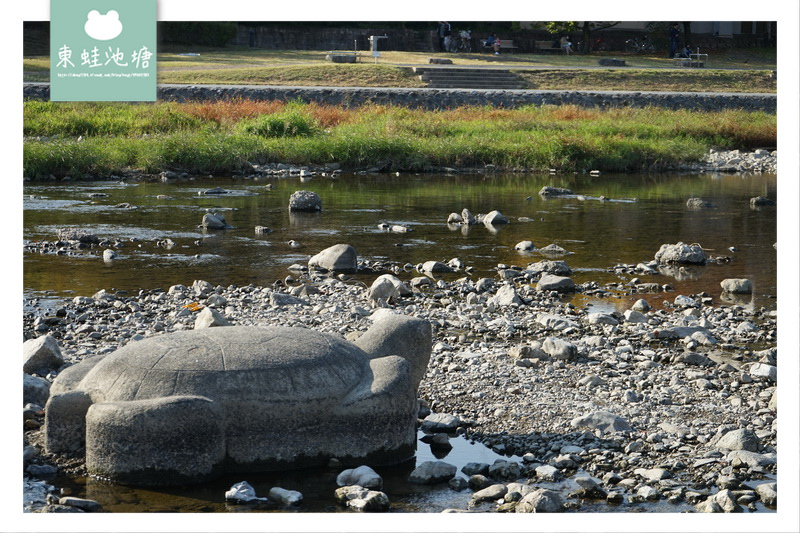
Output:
[50,0,157,101]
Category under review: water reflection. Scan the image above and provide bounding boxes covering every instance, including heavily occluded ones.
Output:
[59,431,511,513]
[24,172,777,311]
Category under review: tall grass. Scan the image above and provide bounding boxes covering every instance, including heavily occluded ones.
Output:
[23,101,205,137]
[22,101,776,179]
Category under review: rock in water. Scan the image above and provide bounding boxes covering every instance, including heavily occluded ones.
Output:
[201,212,228,230]
[308,244,358,272]
[288,190,322,212]
[225,481,267,503]
[720,278,753,294]
[483,210,509,225]
[408,461,457,484]
[334,485,390,511]
[268,487,303,506]
[516,489,564,512]
[336,465,383,490]
[654,242,707,264]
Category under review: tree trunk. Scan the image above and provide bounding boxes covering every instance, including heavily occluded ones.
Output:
[682,22,692,47]
[581,22,592,54]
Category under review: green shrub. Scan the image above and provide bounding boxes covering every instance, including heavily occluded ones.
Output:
[235,104,320,138]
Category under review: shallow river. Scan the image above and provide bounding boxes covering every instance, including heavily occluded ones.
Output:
[24,171,777,311]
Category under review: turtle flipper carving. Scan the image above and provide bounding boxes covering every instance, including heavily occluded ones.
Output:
[44,315,432,486]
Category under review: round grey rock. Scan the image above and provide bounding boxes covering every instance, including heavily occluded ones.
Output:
[654,242,707,264]
[537,274,575,292]
[716,428,761,452]
[408,461,457,484]
[308,244,358,272]
[516,488,564,513]
[288,190,322,212]
[23,335,64,374]
[720,278,753,294]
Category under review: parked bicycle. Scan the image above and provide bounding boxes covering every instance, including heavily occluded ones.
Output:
[446,29,472,53]
[625,36,656,54]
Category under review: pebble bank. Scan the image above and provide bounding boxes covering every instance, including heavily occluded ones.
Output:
[24,238,778,513]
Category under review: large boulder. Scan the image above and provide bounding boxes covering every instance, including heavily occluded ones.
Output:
[308,244,358,273]
[408,461,457,484]
[44,316,432,485]
[537,274,575,292]
[538,186,573,197]
[489,284,524,307]
[23,335,64,375]
[288,190,322,212]
[715,428,761,452]
[201,212,229,230]
[720,278,753,294]
[482,210,509,225]
[526,260,572,277]
[654,242,707,264]
[367,274,412,302]
[516,488,564,512]
[336,465,383,490]
[334,485,390,511]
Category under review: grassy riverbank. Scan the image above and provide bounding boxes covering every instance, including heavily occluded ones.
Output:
[23,100,776,179]
[23,47,777,93]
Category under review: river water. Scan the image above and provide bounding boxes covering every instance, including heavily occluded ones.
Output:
[23,171,777,311]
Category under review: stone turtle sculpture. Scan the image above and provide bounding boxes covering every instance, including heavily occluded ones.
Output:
[44,315,431,486]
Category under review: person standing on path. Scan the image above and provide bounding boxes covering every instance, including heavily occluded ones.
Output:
[437,22,451,52]
[668,23,681,58]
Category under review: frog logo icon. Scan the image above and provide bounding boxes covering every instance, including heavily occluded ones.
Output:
[84,9,123,41]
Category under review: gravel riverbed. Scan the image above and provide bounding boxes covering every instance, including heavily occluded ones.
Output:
[23,253,778,514]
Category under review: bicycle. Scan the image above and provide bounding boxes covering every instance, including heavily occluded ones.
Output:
[625,36,656,54]
[446,30,472,53]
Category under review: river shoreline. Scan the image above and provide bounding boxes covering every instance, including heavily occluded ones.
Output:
[22,147,777,185]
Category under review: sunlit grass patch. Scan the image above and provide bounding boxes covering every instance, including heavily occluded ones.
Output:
[23,100,777,179]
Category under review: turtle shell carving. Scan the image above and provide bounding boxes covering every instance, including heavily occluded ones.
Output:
[44,315,432,485]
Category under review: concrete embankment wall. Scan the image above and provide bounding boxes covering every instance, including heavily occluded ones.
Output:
[23,83,776,113]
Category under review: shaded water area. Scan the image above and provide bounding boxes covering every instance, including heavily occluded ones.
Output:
[24,171,777,311]
[51,432,515,513]
[53,431,741,513]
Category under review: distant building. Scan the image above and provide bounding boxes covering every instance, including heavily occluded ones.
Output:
[520,21,775,40]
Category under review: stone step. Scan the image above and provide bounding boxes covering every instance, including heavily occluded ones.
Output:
[411,67,525,89]
[426,81,525,89]
[418,72,521,81]
[412,67,515,75]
